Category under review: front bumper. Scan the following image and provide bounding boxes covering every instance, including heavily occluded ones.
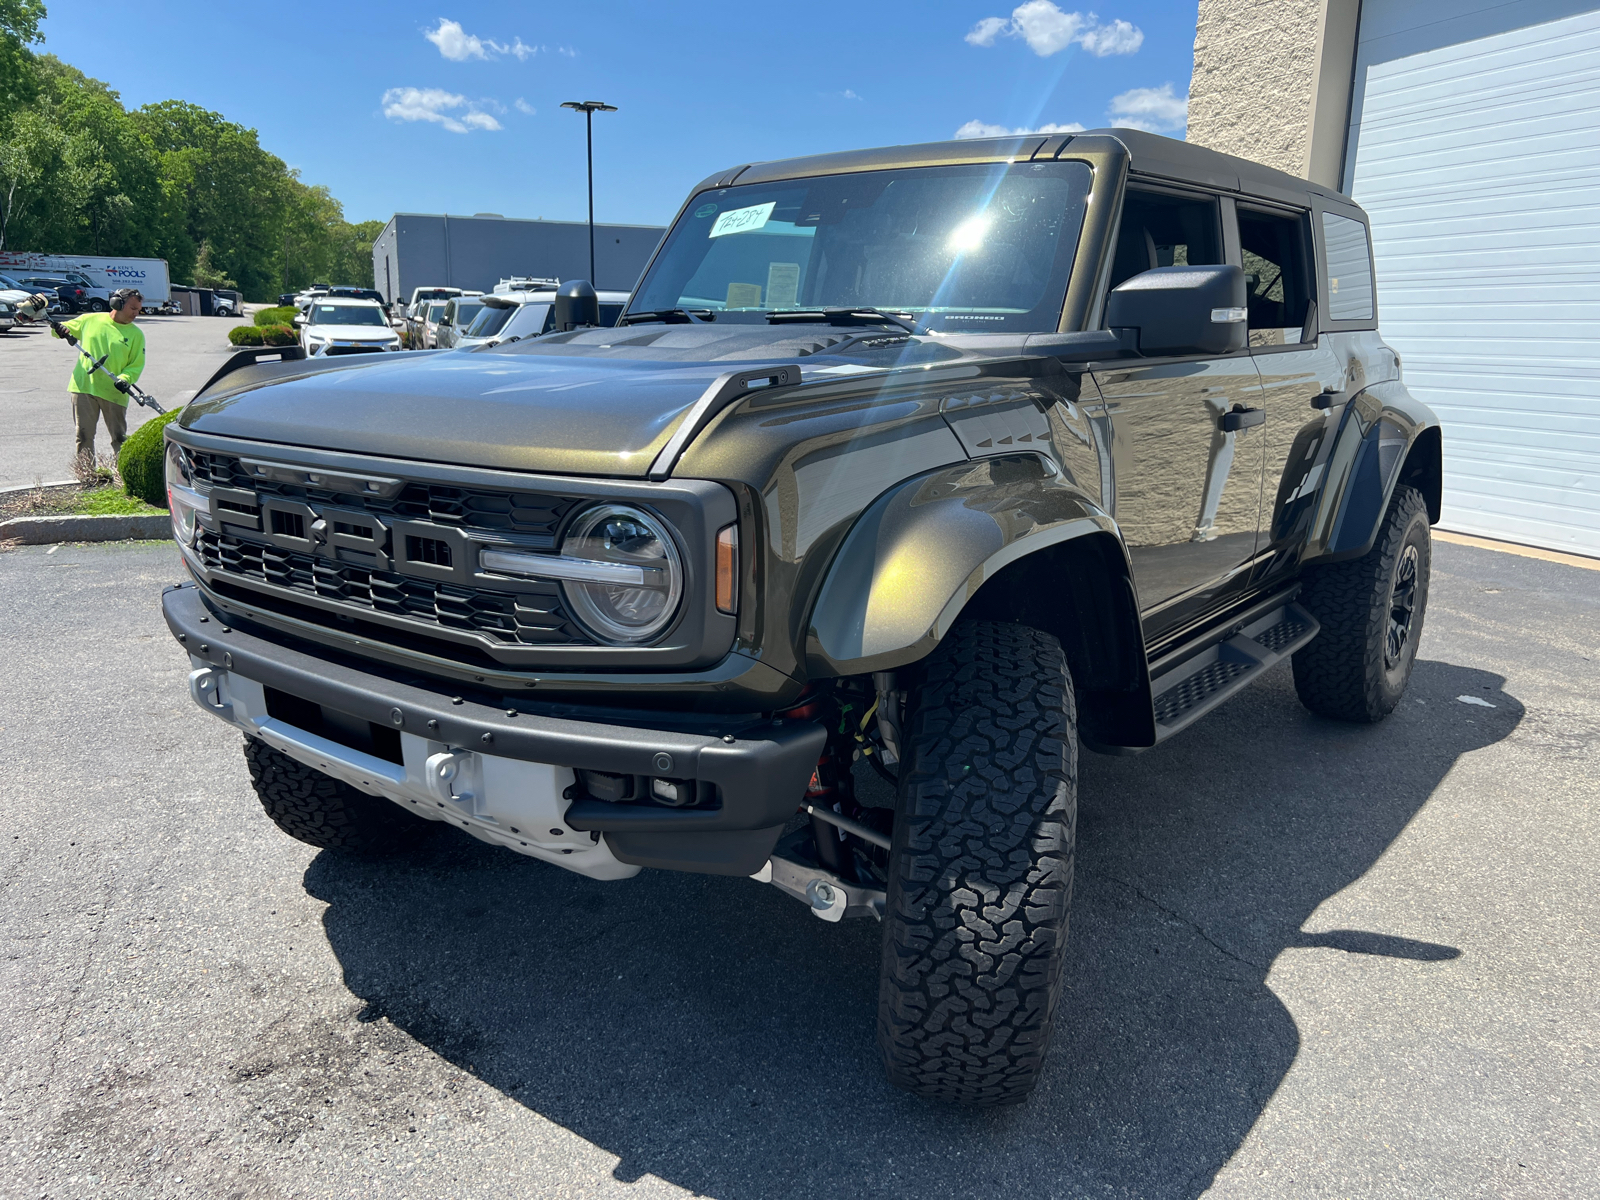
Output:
[164,583,825,877]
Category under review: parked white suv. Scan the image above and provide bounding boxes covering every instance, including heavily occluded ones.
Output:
[451,289,630,349]
[297,298,401,356]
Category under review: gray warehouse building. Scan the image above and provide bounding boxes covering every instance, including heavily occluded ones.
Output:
[370,213,666,306]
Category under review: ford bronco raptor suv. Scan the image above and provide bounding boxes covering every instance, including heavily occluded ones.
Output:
[163,130,1440,1106]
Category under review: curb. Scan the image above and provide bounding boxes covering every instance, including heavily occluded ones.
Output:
[0,513,172,545]
[0,479,77,497]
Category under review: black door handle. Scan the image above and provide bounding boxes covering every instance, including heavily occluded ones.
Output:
[1220,405,1265,432]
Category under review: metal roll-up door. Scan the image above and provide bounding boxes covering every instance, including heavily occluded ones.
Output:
[1346,3,1600,556]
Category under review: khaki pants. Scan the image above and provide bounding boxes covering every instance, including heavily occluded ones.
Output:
[72,392,128,461]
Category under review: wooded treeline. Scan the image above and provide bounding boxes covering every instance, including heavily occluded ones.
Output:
[0,2,379,299]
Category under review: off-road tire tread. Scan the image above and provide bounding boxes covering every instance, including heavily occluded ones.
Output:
[877,620,1077,1106]
[243,737,431,855]
[1293,484,1430,722]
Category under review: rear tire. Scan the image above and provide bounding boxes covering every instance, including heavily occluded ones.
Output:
[1293,484,1431,722]
[876,620,1077,1106]
[243,737,435,856]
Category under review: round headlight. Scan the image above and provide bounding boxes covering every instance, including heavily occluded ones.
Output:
[559,505,683,644]
[165,439,199,545]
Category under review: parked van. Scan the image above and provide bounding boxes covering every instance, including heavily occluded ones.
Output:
[0,252,171,303]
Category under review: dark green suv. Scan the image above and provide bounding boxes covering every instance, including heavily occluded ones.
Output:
[163,129,1440,1106]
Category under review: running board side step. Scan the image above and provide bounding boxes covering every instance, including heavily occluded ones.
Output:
[1148,602,1320,742]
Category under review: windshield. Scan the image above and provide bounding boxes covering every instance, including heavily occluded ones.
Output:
[0,273,22,289]
[630,160,1092,332]
[452,301,484,325]
[310,303,387,326]
[426,303,448,321]
[466,303,517,337]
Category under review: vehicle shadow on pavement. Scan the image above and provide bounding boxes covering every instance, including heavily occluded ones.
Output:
[304,658,1520,1200]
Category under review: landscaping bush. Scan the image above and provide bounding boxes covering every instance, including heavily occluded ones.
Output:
[116,408,183,509]
[229,324,264,346]
[260,323,297,346]
[254,305,297,327]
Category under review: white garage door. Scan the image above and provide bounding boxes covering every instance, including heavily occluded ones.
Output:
[1346,4,1600,556]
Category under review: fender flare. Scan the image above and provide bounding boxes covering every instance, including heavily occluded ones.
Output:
[1301,379,1442,566]
[805,456,1112,676]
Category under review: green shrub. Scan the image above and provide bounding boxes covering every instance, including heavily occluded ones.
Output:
[260,324,297,346]
[229,324,264,346]
[117,408,183,509]
[254,305,297,327]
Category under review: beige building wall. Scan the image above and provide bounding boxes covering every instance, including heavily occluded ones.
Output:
[1187,0,1360,188]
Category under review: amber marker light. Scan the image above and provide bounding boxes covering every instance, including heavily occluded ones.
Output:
[715,525,739,614]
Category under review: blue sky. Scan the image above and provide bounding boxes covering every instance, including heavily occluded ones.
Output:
[38,1,1200,228]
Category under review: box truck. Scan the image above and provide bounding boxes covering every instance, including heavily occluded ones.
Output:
[0,253,171,305]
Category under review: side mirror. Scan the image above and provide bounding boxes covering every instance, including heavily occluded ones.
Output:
[1105,264,1247,357]
[293,314,306,326]
[553,279,599,331]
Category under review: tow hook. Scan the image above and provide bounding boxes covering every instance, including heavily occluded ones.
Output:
[424,748,475,806]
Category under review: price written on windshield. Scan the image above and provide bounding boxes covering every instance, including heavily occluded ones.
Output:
[708,203,775,238]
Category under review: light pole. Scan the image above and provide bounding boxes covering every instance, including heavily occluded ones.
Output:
[560,100,618,285]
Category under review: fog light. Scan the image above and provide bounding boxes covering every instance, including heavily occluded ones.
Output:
[650,778,694,807]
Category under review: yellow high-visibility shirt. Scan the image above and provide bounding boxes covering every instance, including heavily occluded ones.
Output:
[62,312,146,406]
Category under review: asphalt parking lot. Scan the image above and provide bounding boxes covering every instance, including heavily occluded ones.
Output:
[1,535,1595,1199]
[0,315,239,489]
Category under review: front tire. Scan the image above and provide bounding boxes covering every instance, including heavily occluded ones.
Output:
[243,738,435,856]
[1293,484,1431,722]
[877,620,1078,1106]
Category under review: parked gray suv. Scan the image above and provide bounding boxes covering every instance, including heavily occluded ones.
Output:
[162,129,1440,1106]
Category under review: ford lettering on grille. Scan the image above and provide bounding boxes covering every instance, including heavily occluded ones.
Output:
[186,451,591,649]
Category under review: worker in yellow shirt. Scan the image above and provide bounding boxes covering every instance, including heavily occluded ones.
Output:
[53,287,146,463]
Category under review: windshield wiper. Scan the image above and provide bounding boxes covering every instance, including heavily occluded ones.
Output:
[618,308,716,326]
[766,307,919,334]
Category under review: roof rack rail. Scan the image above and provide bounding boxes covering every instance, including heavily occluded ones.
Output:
[192,345,307,399]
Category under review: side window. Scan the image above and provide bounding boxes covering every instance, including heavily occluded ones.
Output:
[1238,207,1313,345]
[1321,211,1375,322]
[1107,189,1224,293]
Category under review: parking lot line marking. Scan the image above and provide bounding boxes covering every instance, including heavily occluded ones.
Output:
[1433,530,1600,571]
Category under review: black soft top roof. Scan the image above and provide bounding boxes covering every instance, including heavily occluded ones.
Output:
[698,128,1357,215]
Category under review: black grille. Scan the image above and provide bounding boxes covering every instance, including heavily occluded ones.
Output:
[188,451,576,543]
[195,529,588,647]
[405,534,453,567]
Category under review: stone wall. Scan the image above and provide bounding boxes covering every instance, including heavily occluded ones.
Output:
[1187,0,1358,187]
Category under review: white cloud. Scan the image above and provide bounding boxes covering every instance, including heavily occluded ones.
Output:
[514,97,536,115]
[1079,18,1143,55]
[424,18,540,62]
[1107,83,1188,133]
[843,89,862,101]
[426,19,499,61]
[965,2,1143,57]
[557,45,578,58]
[954,119,1085,139]
[381,87,503,134]
[965,16,1009,46]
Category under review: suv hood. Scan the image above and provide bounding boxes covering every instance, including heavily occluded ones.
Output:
[179,324,1018,477]
[304,324,395,341]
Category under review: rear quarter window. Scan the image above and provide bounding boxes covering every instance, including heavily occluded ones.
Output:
[1321,211,1375,322]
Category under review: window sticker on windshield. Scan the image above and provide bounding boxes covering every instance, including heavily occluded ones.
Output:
[766,262,800,310]
[709,202,775,238]
[726,282,763,309]
[694,202,718,218]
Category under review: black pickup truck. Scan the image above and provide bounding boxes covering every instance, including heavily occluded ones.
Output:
[162,128,1440,1106]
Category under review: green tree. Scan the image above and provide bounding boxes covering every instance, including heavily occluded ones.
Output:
[0,12,379,300]
[0,0,45,114]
